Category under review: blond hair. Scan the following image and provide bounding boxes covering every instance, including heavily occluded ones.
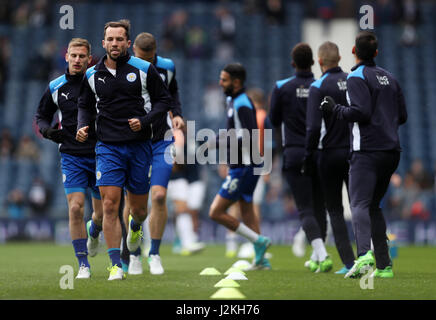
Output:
[318,41,340,67]
[68,38,91,55]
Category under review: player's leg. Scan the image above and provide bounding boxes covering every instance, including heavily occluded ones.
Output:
[125,140,152,255]
[94,141,128,280]
[60,152,93,279]
[147,185,167,274]
[345,152,378,278]
[146,139,174,273]
[87,192,102,258]
[66,191,90,278]
[283,162,330,272]
[318,149,355,273]
[369,151,400,277]
[186,180,206,244]
[210,166,271,267]
[225,204,240,258]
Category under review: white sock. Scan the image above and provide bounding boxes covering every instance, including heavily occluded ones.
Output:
[176,213,195,248]
[235,223,259,243]
[311,238,328,261]
[226,232,238,252]
[310,250,318,262]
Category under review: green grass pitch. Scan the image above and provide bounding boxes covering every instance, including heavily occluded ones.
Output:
[0,242,435,300]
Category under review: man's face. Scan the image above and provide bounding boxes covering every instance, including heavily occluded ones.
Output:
[65,45,91,75]
[219,71,234,96]
[133,46,155,63]
[102,27,131,60]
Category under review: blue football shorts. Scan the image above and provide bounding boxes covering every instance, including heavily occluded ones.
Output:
[218,166,260,202]
[60,152,101,199]
[150,138,175,188]
[95,140,152,195]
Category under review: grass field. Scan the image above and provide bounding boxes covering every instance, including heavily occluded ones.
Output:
[0,242,435,300]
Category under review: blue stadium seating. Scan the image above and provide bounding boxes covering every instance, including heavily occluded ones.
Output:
[0,1,434,218]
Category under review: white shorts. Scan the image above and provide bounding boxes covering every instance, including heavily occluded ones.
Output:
[167,178,189,202]
[187,180,206,211]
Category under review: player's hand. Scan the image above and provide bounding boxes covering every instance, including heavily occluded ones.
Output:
[76,126,89,142]
[42,127,64,144]
[128,118,142,132]
[301,154,315,176]
[320,96,337,113]
[172,116,185,130]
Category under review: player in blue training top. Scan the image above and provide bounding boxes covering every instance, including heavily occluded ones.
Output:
[207,63,272,270]
[320,31,408,279]
[35,38,102,279]
[119,32,185,275]
[269,43,332,273]
[304,41,356,274]
[76,20,172,280]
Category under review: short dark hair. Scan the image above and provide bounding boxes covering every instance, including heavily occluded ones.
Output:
[291,43,313,69]
[104,19,131,40]
[355,31,378,61]
[223,63,246,84]
[134,32,156,52]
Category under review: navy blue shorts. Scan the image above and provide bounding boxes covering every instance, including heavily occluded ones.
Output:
[150,138,175,188]
[218,166,260,202]
[95,141,152,195]
[60,152,101,199]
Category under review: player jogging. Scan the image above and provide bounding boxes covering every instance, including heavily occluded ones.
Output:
[208,63,271,270]
[320,31,407,279]
[76,20,172,280]
[35,38,102,279]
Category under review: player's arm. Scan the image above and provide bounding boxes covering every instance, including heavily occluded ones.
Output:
[305,86,323,156]
[76,75,96,142]
[333,77,372,123]
[168,68,182,118]
[35,87,64,143]
[268,85,282,127]
[138,64,172,129]
[236,105,257,153]
[397,81,408,125]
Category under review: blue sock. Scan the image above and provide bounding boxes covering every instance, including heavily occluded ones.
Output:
[149,239,161,256]
[108,248,122,268]
[130,218,142,232]
[89,220,102,239]
[132,247,141,257]
[72,239,90,268]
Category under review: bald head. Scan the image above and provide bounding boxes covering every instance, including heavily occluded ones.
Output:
[318,41,340,71]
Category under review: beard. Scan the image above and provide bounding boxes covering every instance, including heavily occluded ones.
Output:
[223,85,234,96]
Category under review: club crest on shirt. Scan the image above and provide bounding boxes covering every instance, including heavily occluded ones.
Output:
[126,72,137,82]
[227,107,234,117]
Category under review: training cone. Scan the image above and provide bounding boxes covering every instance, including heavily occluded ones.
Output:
[225,272,248,280]
[214,279,240,288]
[200,267,221,275]
[210,288,246,299]
[224,267,246,275]
[232,260,252,271]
